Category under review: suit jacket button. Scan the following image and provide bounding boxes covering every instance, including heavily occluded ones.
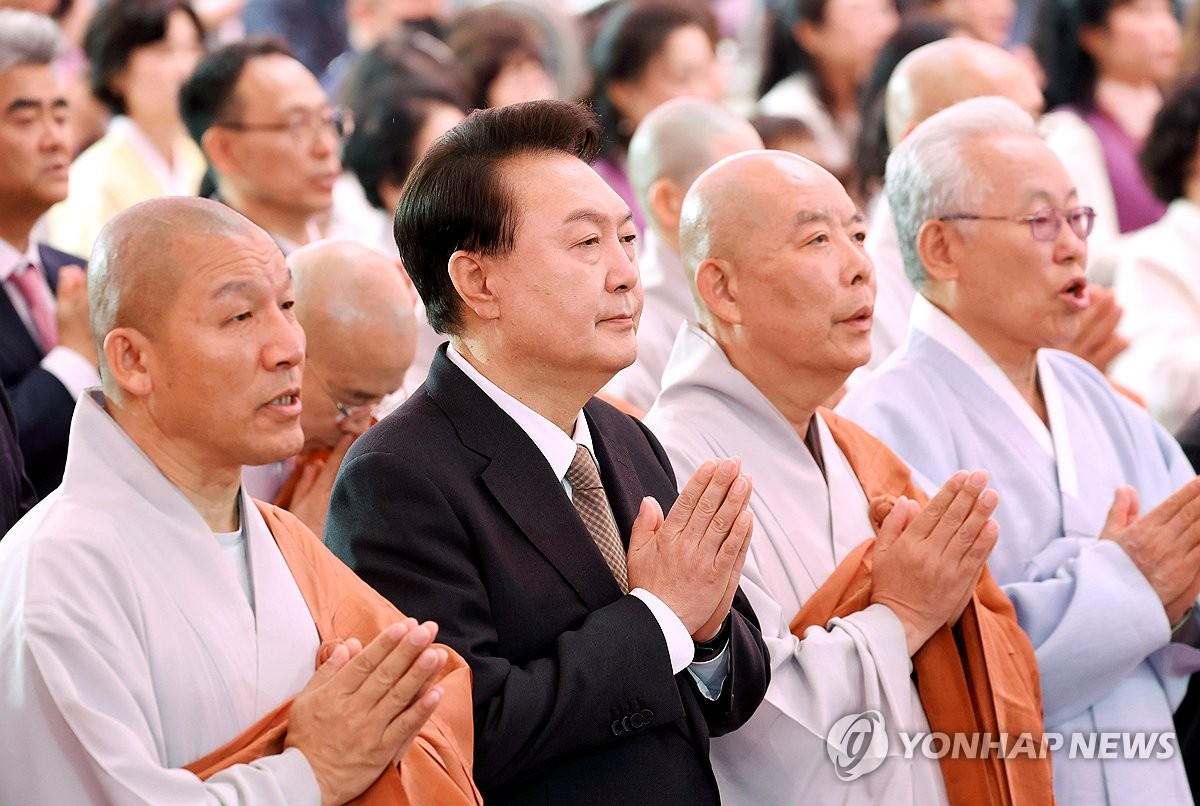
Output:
[611,719,623,736]
[640,708,654,724]
[621,716,633,732]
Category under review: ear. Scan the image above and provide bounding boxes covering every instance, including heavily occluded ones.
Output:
[646,178,685,235]
[447,250,499,323]
[1078,24,1107,60]
[915,219,962,283]
[201,126,238,178]
[794,20,823,56]
[103,327,154,398]
[695,257,742,325]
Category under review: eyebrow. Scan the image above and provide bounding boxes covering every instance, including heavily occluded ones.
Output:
[5,97,68,115]
[1022,188,1079,208]
[563,208,635,228]
[212,279,255,300]
[793,209,867,227]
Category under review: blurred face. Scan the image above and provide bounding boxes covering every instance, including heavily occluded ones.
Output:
[144,230,305,469]
[939,134,1089,360]
[0,64,70,219]
[216,54,341,216]
[486,57,556,109]
[609,24,722,130]
[300,332,412,451]
[113,9,204,125]
[942,0,1016,45]
[800,0,899,84]
[476,152,642,388]
[732,158,875,379]
[1084,0,1180,85]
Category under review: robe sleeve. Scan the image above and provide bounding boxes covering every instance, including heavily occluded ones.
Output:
[0,528,321,805]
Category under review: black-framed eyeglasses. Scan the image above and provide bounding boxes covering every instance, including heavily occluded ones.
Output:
[308,363,376,424]
[936,206,1096,242]
[215,105,355,146]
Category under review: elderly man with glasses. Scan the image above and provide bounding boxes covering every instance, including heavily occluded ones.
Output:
[243,238,417,534]
[841,95,1200,805]
[180,37,352,254]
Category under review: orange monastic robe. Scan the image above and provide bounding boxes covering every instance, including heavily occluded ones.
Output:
[186,501,482,805]
[792,410,1054,806]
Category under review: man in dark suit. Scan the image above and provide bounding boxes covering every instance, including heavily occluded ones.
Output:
[325,100,770,805]
[0,10,100,500]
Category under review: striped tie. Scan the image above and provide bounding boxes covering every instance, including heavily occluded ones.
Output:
[565,444,629,593]
[8,262,58,352]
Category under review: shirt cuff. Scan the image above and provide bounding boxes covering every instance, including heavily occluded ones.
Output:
[630,587,693,673]
[39,346,100,400]
[688,644,730,700]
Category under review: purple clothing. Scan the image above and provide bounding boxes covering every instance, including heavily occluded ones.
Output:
[1077,105,1167,233]
[592,155,647,235]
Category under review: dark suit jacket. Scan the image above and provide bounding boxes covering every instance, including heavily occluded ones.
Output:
[0,245,85,500]
[0,381,35,538]
[1178,408,1200,474]
[325,347,770,805]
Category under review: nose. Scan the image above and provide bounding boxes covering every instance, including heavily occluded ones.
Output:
[1053,212,1088,265]
[842,235,873,287]
[40,112,70,154]
[265,307,305,371]
[310,118,338,157]
[607,234,640,293]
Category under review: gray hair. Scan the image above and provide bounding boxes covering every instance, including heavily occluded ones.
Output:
[885,96,1039,287]
[0,10,64,75]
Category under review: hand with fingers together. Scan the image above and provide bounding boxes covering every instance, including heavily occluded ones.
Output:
[626,457,754,642]
[871,469,1001,656]
[285,618,448,806]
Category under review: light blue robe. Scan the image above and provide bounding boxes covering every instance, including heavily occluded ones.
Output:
[840,297,1200,805]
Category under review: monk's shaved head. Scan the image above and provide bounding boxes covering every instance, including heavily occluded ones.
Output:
[885,38,1042,147]
[89,197,268,383]
[681,150,835,323]
[288,239,415,361]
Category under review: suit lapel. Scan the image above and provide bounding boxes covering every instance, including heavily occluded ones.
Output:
[0,290,44,381]
[427,348,623,610]
[585,405,645,550]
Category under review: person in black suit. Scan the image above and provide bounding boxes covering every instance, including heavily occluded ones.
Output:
[0,381,35,537]
[325,100,770,805]
[0,10,100,500]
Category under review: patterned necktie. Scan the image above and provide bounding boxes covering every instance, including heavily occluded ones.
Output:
[8,262,58,352]
[565,444,629,593]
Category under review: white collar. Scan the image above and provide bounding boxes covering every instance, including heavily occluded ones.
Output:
[909,295,1079,496]
[446,343,595,482]
[0,236,41,283]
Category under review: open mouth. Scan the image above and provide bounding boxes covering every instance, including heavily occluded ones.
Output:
[1058,278,1090,310]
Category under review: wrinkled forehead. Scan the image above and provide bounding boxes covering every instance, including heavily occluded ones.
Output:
[964,132,1074,203]
[172,228,290,296]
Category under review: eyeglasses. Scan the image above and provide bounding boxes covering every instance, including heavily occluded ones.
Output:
[215,105,355,146]
[937,206,1096,242]
[308,363,376,424]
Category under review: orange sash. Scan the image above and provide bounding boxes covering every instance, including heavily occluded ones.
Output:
[790,410,1054,805]
[185,501,482,805]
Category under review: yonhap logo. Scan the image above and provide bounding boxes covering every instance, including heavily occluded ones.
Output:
[827,710,889,781]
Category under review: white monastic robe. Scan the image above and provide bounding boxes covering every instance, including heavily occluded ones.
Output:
[840,294,1200,805]
[604,229,695,412]
[0,391,323,803]
[645,324,949,806]
[861,194,915,375]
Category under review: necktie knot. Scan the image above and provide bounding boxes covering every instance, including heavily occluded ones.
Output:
[566,444,604,492]
[8,261,57,352]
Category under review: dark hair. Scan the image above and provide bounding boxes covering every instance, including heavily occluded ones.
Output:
[336,26,457,109]
[1033,0,1180,110]
[394,100,601,335]
[1142,74,1200,202]
[588,0,717,157]
[448,5,549,110]
[179,36,293,146]
[852,16,952,199]
[750,114,814,148]
[343,75,466,210]
[85,0,203,115]
[759,0,830,98]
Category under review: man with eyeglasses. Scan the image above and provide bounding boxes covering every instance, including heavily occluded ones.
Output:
[244,238,417,534]
[180,37,352,254]
[841,95,1200,805]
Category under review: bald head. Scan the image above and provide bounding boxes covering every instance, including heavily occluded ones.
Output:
[288,239,416,360]
[885,38,1042,148]
[89,197,265,374]
[627,98,763,247]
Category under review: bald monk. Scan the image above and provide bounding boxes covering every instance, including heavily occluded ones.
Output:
[645,151,1051,804]
[602,98,763,413]
[0,198,480,805]
[244,239,418,534]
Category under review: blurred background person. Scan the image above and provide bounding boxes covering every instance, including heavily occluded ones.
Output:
[1111,74,1200,432]
[447,2,557,109]
[49,0,206,258]
[756,0,898,183]
[587,0,723,233]
[319,0,447,97]
[1033,0,1181,284]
